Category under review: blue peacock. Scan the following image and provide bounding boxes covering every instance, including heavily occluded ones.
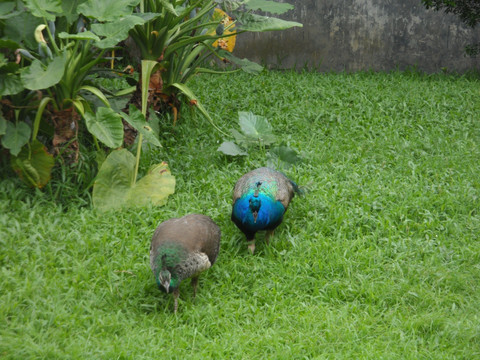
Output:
[150,214,221,313]
[231,167,302,254]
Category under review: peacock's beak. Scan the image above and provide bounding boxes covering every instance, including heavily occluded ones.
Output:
[252,210,258,223]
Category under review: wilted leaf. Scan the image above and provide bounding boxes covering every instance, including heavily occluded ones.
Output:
[24,0,62,21]
[11,140,54,188]
[1,121,31,156]
[217,141,248,156]
[77,0,139,21]
[127,162,176,207]
[238,13,302,32]
[244,0,294,14]
[84,107,124,148]
[238,111,276,145]
[120,105,161,147]
[210,8,236,52]
[21,56,67,91]
[92,149,175,211]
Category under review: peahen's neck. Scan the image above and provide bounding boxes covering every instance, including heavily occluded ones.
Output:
[154,246,211,290]
[174,252,211,281]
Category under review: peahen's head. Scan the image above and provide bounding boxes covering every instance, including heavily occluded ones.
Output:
[249,197,261,222]
[158,268,172,293]
[156,253,181,293]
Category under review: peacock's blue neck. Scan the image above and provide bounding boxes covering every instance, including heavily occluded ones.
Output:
[233,192,285,231]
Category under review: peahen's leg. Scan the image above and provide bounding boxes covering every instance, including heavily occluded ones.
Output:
[173,288,180,313]
[191,276,199,299]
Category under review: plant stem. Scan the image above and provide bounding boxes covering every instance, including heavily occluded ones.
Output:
[133,134,143,186]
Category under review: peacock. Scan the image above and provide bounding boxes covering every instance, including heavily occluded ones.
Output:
[231,167,302,254]
[150,214,221,313]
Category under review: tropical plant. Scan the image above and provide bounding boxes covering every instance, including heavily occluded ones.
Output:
[0,0,159,186]
[123,0,302,132]
[92,60,175,212]
[218,111,301,169]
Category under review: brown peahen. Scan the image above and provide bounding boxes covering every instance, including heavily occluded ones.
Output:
[150,214,221,313]
[231,167,302,254]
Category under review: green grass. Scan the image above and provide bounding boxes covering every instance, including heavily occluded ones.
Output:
[1,70,480,359]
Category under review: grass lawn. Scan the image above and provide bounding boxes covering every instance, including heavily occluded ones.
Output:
[1,70,479,359]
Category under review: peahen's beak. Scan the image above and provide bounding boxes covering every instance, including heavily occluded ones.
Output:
[161,279,170,293]
[252,210,258,223]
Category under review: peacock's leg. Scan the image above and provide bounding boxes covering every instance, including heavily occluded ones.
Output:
[173,288,180,313]
[191,276,199,298]
[247,239,256,254]
[265,230,275,245]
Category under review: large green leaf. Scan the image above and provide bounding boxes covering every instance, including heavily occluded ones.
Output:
[92,149,135,211]
[0,39,20,50]
[78,0,139,21]
[11,140,55,188]
[244,0,294,14]
[238,111,276,145]
[238,13,302,32]
[60,0,88,23]
[24,0,62,21]
[84,107,123,148]
[217,141,248,156]
[126,162,176,207]
[58,31,100,42]
[92,14,156,49]
[0,74,24,96]
[120,105,162,147]
[3,11,42,49]
[21,56,67,91]
[0,2,16,18]
[1,121,31,156]
[92,149,175,211]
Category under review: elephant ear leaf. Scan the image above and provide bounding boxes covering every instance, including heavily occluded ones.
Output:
[92,149,175,211]
[1,121,31,156]
[21,56,67,91]
[120,105,161,147]
[243,0,294,14]
[217,141,248,156]
[84,107,124,148]
[11,140,54,188]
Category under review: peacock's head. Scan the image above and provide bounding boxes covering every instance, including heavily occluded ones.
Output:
[249,197,261,223]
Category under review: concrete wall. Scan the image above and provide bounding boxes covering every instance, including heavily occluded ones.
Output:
[233,0,480,72]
